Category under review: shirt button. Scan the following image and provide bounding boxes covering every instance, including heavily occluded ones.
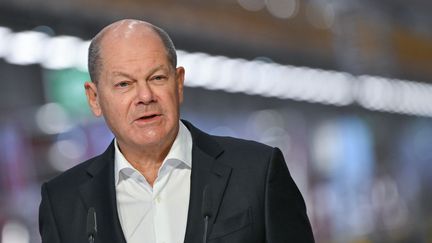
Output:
[155,196,161,203]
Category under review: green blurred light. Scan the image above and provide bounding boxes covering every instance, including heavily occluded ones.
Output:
[43,68,91,118]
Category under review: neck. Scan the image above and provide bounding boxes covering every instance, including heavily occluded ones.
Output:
[117,136,176,186]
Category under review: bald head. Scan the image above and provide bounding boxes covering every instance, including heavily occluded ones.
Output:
[88,19,177,83]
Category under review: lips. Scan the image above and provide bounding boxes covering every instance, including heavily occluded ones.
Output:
[134,113,162,123]
[139,114,159,120]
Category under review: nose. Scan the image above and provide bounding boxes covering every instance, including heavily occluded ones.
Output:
[135,82,155,105]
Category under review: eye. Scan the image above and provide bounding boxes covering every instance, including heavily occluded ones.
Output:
[115,81,130,88]
[152,75,167,81]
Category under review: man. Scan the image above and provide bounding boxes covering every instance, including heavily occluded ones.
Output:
[39,19,314,243]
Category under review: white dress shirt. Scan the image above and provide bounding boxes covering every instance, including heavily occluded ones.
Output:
[114,122,192,243]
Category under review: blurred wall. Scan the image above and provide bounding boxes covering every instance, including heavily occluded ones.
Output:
[0,1,431,243]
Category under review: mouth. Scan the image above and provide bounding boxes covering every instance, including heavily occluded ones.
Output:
[139,114,159,119]
[134,113,161,122]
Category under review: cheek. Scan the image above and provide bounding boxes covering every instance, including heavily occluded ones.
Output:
[171,85,182,103]
[99,94,128,118]
[162,91,181,111]
[177,85,184,103]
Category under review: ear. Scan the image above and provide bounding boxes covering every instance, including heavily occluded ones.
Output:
[84,81,102,117]
[176,67,185,103]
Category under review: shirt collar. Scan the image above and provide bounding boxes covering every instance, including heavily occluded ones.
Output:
[114,121,193,185]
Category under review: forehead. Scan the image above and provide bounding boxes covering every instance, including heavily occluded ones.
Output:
[99,26,169,70]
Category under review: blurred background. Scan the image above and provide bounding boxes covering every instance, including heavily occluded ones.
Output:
[0,0,431,242]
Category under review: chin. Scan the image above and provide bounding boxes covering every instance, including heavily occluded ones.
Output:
[133,133,169,147]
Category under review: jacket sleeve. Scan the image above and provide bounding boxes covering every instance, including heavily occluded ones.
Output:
[264,147,315,243]
[39,183,62,243]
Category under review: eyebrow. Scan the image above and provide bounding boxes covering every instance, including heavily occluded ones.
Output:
[111,65,169,80]
[111,71,135,80]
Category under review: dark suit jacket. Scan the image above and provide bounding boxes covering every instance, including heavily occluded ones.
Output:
[39,121,314,243]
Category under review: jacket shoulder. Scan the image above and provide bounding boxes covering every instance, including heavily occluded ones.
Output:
[43,141,114,191]
[213,135,274,154]
[210,135,277,172]
[183,120,276,163]
[44,156,97,191]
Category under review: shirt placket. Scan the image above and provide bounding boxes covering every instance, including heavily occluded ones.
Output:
[152,161,178,243]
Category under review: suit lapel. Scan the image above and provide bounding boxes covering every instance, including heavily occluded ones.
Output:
[78,142,127,243]
[183,121,232,243]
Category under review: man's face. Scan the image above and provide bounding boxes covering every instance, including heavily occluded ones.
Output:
[85,29,184,152]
